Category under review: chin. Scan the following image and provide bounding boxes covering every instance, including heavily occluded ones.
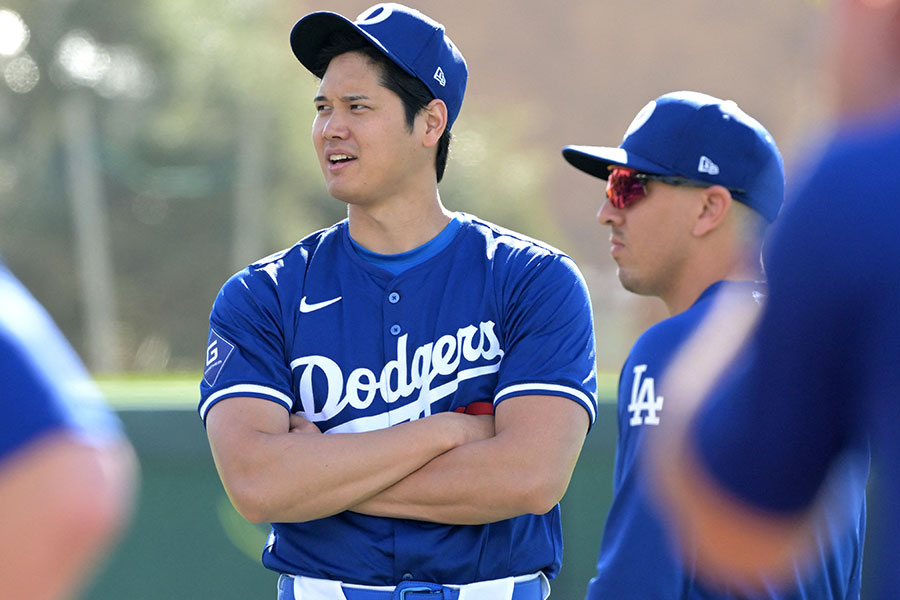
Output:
[325,183,359,205]
[618,271,647,296]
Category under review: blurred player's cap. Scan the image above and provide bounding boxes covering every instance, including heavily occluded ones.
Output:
[290,3,467,128]
[562,91,785,222]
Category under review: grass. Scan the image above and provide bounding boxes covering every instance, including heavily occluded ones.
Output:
[96,373,200,410]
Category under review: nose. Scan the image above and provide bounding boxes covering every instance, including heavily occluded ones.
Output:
[319,113,348,141]
[597,198,623,226]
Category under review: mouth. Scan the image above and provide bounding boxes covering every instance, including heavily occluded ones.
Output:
[609,235,625,257]
[327,153,357,169]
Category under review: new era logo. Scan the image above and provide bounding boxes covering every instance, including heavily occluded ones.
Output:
[433,67,446,87]
[698,156,720,175]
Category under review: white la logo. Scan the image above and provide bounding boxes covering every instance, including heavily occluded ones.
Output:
[627,364,664,426]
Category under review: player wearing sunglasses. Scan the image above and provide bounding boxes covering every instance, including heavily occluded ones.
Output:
[562,91,867,599]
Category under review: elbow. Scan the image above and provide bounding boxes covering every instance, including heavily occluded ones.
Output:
[225,480,277,524]
[514,473,570,516]
[225,478,318,524]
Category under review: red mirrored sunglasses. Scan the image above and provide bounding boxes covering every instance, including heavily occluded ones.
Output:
[605,167,745,209]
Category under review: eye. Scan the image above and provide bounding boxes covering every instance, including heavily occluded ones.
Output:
[350,104,369,112]
[315,104,331,113]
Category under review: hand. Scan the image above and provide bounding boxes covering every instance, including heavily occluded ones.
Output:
[441,411,494,446]
[289,413,322,435]
[462,414,495,445]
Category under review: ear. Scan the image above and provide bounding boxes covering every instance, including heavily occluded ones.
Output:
[691,186,733,237]
[421,99,448,148]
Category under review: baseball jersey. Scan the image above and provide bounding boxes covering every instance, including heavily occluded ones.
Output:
[694,106,900,600]
[199,212,598,586]
[586,280,865,600]
[0,263,122,465]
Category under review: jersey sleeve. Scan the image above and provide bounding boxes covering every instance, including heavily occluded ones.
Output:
[0,269,122,463]
[492,252,598,427]
[199,262,296,424]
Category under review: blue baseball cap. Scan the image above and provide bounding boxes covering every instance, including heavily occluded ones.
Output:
[562,91,785,222]
[290,3,468,129]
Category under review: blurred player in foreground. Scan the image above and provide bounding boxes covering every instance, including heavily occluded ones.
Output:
[563,90,866,598]
[199,3,597,599]
[650,0,900,598]
[0,262,137,600]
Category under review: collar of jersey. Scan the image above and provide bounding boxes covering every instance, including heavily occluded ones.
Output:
[348,215,463,275]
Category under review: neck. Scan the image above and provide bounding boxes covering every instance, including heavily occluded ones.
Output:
[348,190,452,254]
[661,246,764,317]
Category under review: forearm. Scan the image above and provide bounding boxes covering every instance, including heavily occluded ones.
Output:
[352,396,589,524]
[207,399,490,523]
[351,436,561,524]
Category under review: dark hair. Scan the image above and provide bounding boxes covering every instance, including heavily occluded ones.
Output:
[314,32,452,182]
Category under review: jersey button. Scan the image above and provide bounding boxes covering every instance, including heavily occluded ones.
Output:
[390,324,401,336]
[401,572,413,581]
[388,292,400,304]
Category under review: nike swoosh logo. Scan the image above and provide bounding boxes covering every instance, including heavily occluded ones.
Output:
[299,296,342,313]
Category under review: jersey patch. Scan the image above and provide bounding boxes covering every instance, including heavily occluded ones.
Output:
[204,329,235,387]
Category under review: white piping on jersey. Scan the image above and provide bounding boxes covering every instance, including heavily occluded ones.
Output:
[495,382,597,423]
[200,383,293,420]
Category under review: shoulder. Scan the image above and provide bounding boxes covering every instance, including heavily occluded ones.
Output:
[788,116,900,226]
[460,213,570,257]
[0,267,120,457]
[631,282,759,364]
[459,213,585,283]
[217,221,345,302]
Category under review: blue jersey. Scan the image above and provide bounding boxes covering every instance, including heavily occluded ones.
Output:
[199,213,598,586]
[0,264,122,465]
[694,107,900,600]
[587,281,865,600]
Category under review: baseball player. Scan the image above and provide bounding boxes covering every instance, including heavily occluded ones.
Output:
[562,91,867,599]
[199,4,597,599]
[651,1,900,599]
[0,261,137,600]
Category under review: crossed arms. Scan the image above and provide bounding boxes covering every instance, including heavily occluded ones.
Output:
[205,394,589,525]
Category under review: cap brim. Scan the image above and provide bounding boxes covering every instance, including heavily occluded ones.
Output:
[562,145,675,180]
[290,12,394,77]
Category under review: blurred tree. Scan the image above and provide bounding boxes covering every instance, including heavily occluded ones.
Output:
[0,0,557,374]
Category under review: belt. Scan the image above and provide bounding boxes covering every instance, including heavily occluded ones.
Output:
[278,573,548,600]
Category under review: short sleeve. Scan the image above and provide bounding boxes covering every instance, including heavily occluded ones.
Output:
[199,265,296,423]
[492,253,598,427]
[0,269,122,463]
